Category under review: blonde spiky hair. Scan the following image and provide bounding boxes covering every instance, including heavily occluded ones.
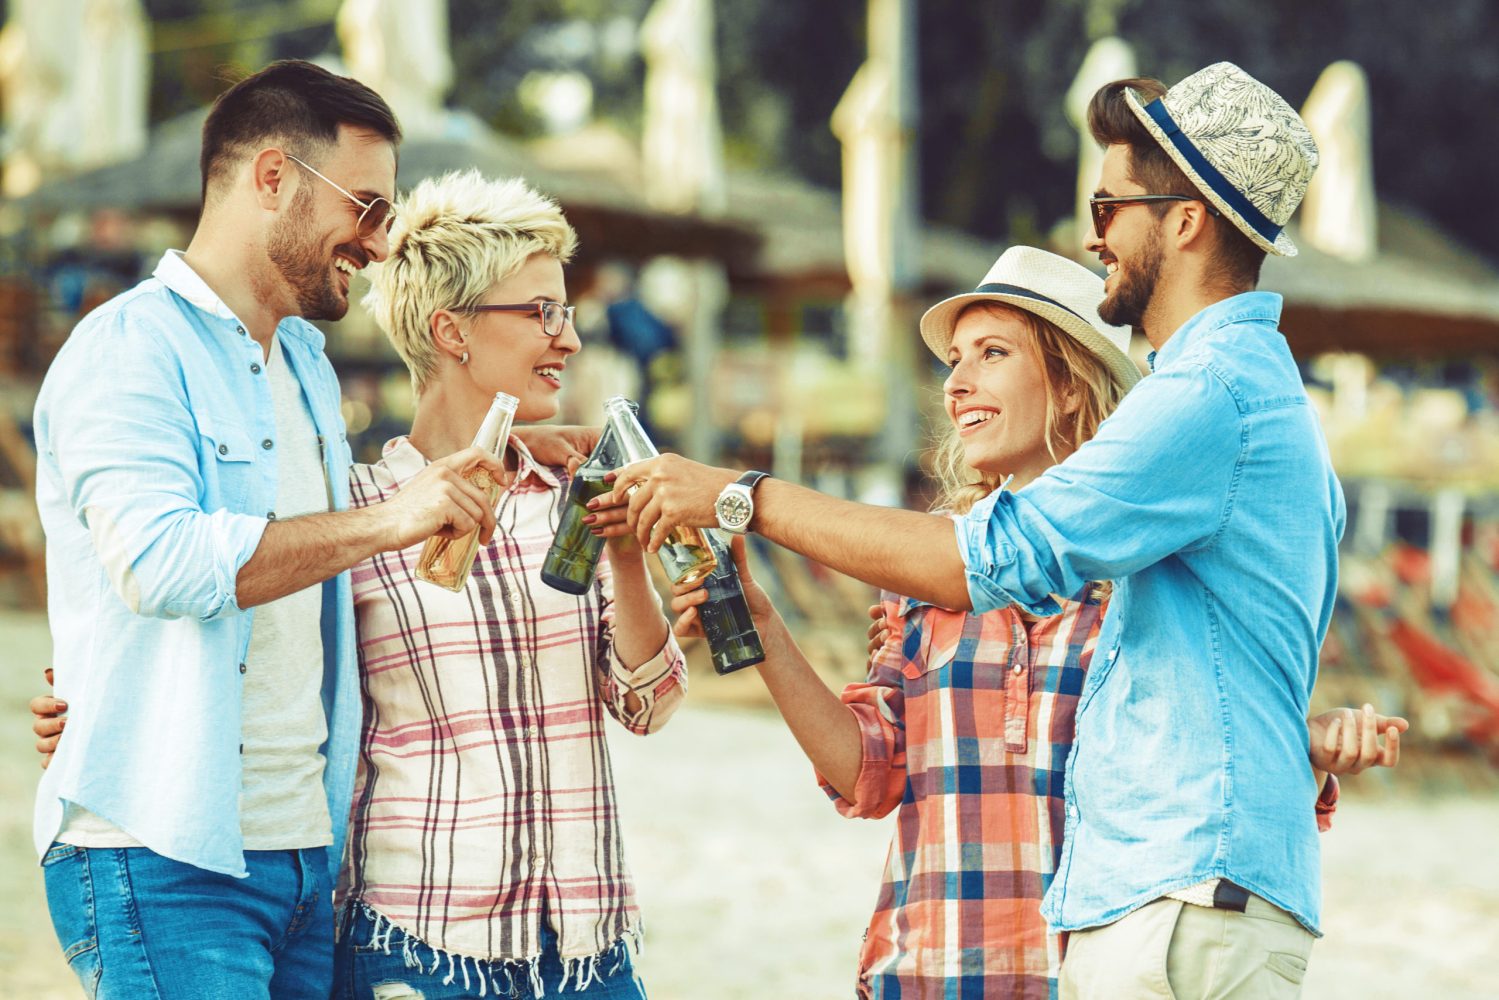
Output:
[363,169,578,394]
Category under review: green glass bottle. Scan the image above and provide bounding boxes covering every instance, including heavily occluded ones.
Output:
[540,419,624,595]
[696,530,766,673]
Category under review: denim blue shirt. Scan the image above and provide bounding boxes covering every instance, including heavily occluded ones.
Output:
[955,292,1344,934]
[33,251,360,881]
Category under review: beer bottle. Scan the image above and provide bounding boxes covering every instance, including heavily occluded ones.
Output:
[415,391,519,591]
[540,416,626,595]
[696,530,766,674]
[603,395,717,586]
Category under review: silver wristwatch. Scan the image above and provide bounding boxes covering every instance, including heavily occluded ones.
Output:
[714,471,770,534]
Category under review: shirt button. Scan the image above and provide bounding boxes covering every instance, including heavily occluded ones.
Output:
[531,792,543,802]
[1012,663,1024,675]
[239,743,244,754]
[236,326,246,336]
[217,444,228,455]
[267,511,277,521]
[250,363,262,374]
[261,439,273,450]
[239,662,247,674]
[527,725,540,738]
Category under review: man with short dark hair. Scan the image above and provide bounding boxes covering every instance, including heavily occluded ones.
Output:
[601,62,1346,997]
[33,60,507,998]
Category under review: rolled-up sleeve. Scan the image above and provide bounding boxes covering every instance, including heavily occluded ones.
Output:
[39,313,266,621]
[818,595,908,819]
[591,554,687,735]
[954,363,1243,615]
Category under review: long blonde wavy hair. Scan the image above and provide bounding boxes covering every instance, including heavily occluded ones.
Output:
[931,302,1128,517]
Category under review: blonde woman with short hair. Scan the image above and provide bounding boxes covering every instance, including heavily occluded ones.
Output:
[336,170,681,999]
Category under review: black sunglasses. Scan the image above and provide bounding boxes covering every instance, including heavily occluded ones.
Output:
[1088,194,1221,239]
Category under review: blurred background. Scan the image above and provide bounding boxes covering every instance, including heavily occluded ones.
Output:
[1,1,1497,997]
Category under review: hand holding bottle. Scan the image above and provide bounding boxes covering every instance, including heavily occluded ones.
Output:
[667,533,769,672]
[376,446,509,551]
[415,392,519,591]
[588,453,737,554]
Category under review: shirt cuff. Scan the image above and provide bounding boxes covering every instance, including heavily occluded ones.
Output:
[953,513,1060,617]
[816,700,901,819]
[606,635,687,735]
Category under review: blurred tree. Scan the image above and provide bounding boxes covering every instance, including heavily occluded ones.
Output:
[120,0,1497,261]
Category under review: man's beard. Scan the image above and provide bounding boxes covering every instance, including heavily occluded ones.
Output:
[266,187,349,322]
[1098,224,1164,329]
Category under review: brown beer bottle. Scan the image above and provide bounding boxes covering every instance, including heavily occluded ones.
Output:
[414,392,519,591]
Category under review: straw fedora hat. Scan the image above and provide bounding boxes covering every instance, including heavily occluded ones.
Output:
[1126,62,1319,257]
[919,246,1141,392]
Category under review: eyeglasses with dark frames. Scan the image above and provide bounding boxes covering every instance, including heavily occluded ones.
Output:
[456,302,576,338]
[284,153,395,240]
[1088,194,1221,240]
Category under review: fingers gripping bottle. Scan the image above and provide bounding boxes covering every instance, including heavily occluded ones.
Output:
[696,530,766,673]
[414,392,519,591]
[602,395,717,586]
[539,414,628,595]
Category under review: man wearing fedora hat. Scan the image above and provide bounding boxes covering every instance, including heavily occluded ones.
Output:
[599,62,1349,997]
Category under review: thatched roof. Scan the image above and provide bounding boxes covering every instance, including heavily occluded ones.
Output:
[1264,206,1499,357]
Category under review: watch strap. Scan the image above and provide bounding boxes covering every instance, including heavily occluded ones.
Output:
[736,470,770,492]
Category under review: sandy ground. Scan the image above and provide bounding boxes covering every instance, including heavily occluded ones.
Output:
[3,608,1498,999]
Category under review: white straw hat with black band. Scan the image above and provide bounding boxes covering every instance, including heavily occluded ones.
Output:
[919,245,1141,393]
[1125,62,1319,257]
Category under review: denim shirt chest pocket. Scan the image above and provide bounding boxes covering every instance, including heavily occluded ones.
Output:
[195,411,258,513]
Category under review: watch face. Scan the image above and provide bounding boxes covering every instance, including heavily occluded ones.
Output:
[717,491,753,528]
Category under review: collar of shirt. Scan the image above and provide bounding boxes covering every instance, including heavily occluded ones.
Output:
[1146,290,1283,373]
[152,250,327,353]
[379,434,561,493]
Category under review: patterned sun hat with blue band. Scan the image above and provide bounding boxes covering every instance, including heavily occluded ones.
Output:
[919,245,1142,393]
[1125,62,1319,257]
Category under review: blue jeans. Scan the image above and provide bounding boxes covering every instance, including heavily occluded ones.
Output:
[334,904,647,999]
[41,842,334,999]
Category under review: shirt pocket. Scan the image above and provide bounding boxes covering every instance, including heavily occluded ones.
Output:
[902,608,1031,754]
[196,413,257,513]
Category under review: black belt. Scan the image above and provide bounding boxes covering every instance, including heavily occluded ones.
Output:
[1212,881,1251,912]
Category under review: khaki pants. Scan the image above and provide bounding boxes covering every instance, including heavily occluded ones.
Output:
[1059,895,1314,999]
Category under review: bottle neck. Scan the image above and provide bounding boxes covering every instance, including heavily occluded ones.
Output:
[604,405,657,464]
[472,397,519,455]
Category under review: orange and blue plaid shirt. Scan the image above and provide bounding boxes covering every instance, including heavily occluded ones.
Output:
[820,583,1342,1000]
[820,585,1105,1000]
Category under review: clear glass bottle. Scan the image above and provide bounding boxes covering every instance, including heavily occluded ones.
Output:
[696,530,766,673]
[602,395,717,586]
[414,391,519,591]
[539,414,628,596]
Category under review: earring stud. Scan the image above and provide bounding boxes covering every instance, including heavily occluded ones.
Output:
[459,351,469,366]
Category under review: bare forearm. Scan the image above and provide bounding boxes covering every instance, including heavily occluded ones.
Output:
[753,480,972,611]
[235,507,389,608]
[752,606,865,802]
[605,544,671,668]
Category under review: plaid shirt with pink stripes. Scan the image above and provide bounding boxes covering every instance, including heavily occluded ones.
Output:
[822,586,1106,1000]
[337,436,686,970]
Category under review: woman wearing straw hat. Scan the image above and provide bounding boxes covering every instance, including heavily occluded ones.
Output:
[636,246,1400,999]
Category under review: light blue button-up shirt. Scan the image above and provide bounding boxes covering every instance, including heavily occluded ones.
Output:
[955,292,1344,934]
[33,251,360,881]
